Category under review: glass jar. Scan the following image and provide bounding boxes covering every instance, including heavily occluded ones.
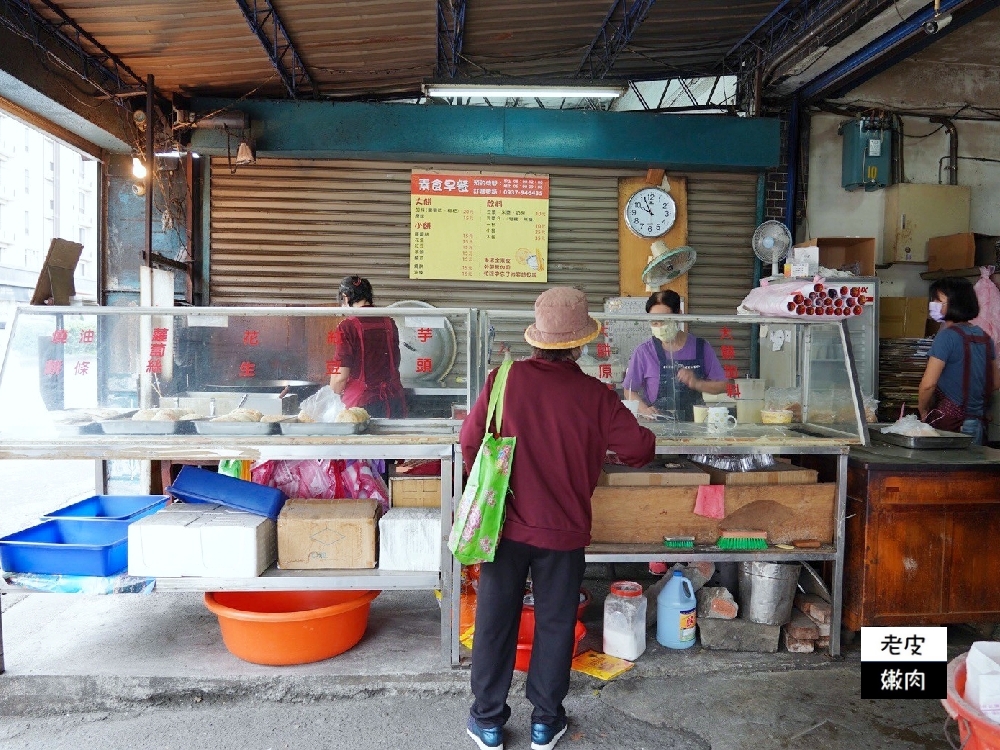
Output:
[602,580,646,661]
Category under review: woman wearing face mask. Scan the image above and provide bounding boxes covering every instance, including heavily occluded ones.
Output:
[622,290,730,421]
[918,277,998,444]
[329,275,407,418]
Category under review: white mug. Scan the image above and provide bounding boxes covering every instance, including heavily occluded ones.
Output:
[706,406,737,433]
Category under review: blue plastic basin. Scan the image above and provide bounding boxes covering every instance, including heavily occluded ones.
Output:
[0,519,130,576]
[43,495,168,522]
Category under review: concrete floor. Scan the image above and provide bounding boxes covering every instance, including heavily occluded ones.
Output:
[0,459,981,749]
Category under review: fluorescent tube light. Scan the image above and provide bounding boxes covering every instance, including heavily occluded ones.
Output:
[424,83,625,99]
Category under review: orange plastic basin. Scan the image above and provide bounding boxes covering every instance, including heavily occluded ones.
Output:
[515,620,586,672]
[204,590,380,666]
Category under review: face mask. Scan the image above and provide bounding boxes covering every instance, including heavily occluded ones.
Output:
[929,301,945,323]
[651,321,679,342]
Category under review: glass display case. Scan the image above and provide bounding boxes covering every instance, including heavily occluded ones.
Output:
[0,306,475,438]
[478,311,869,448]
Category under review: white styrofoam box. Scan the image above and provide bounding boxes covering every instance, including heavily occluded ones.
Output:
[378,507,441,572]
[128,504,276,578]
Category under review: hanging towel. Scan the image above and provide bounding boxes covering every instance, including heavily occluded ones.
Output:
[693,484,726,519]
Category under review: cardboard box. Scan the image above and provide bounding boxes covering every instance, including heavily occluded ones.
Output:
[128,503,276,577]
[879,297,928,339]
[390,477,441,508]
[378,508,440,571]
[927,232,1000,272]
[277,499,378,569]
[795,237,875,277]
[589,484,835,544]
[598,458,710,487]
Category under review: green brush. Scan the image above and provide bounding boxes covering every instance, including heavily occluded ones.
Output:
[716,531,768,550]
[663,536,695,549]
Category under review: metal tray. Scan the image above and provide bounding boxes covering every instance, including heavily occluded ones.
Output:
[192,420,277,436]
[55,422,105,436]
[278,421,368,436]
[870,423,973,450]
[99,419,194,435]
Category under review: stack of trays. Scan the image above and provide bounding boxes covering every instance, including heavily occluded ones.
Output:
[878,338,933,419]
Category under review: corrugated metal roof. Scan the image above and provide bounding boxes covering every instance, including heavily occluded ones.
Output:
[21,0,787,99]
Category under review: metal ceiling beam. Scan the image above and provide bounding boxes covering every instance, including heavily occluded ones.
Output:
[800,0,1000,100]
[436,0,467,78]
[576,0,658,79]
[234,0,314,98]
[0,0,145,96]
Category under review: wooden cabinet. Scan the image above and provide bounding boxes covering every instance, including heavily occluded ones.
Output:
[843,461,1000,630]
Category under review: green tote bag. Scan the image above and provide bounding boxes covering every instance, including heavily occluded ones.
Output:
[448,359,516,565]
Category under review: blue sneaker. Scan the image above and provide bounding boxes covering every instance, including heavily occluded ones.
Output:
[531,717,568,750]
[467,716,504,750]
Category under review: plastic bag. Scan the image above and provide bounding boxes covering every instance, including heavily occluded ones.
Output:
[881,414,938,437]
[971,265,1000,354]
[251,458,390,512]
[298,385,345,423]
[862,394,879,424]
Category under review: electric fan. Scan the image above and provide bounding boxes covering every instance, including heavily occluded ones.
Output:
[641,243,697,287]
[751,220,793,277]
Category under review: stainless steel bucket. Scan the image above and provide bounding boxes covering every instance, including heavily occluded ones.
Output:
[737,562,801,625]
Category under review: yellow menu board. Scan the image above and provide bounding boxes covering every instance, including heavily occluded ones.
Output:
[410,171,549,282]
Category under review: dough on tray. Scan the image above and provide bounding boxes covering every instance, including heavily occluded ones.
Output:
[133,408,197,422]
[336,407,370,424]
[211,408,264,422]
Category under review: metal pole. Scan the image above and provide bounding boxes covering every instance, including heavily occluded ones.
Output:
[784,94,800,240]
[0,594,5,674]
[144,74,154,267]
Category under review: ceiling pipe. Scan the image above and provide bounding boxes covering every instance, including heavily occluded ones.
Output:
[930,116,958,184]
[763,0,867,85]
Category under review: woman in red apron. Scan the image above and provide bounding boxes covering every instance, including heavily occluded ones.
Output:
[329,276,407,418]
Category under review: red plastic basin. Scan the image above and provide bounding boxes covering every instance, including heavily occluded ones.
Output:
[514,620,586,672]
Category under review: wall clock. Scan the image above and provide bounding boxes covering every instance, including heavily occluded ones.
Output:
[624,186,676,238]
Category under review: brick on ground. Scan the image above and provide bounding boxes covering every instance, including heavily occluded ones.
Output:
[794,593,831,624]
[783,629,815,653]
[696,586,738,620]
[698,617,781,653]
[817,636,830,649]
[786,608,820,640]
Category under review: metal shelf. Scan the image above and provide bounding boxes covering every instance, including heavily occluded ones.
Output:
[153,567,440,592]
[585,544,838,563]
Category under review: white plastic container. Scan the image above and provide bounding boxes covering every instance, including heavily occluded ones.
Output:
[603,580,646,661]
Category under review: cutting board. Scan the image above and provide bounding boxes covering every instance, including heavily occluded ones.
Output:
[598,458,710,486]
[691,462,818,486]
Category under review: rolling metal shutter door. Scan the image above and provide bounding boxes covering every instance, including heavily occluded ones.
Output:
[209,160,757,369]
[686,173,759,375]
[208,158,621,309]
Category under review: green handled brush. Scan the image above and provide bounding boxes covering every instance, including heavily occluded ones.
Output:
[663,536,695,549]
[716,530,768,550]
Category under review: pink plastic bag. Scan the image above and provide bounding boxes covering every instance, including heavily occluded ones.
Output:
[971,266,1000,353]
[250,459,390,512]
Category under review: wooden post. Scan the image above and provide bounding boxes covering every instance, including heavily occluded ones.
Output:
[618,175,689,300]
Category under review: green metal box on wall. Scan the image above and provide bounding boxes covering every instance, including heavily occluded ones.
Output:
[840,118,892,192]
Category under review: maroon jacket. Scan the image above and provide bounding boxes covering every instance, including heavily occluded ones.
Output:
[460,358,656,550]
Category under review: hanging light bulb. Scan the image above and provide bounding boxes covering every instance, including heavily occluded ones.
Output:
[132,157,147,180]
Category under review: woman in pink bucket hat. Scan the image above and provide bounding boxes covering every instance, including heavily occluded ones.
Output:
[461,287,656,750]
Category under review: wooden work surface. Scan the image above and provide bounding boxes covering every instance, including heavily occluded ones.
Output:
[0,434,458,461]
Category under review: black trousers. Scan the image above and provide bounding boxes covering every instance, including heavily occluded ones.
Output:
[470,538,586,727]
